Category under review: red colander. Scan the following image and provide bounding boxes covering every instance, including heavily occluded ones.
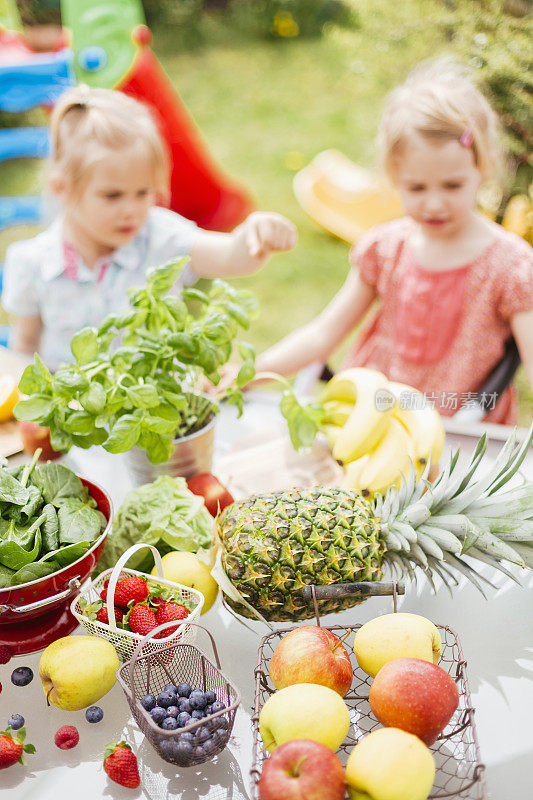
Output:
[0,477,112,655]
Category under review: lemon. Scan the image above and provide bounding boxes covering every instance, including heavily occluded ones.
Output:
[152,551,219,614]
[0,375,20,422]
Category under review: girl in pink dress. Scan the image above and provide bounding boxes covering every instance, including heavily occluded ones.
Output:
[257,59,533,423]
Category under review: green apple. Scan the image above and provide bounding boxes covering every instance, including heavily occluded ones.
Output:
[259,683,350,753]
[152,551,218,613]
[353,613,441,677]
[39,635,119,710]
[345,728,435,800]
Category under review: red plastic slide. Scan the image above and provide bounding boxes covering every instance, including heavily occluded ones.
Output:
[119,48,253,231]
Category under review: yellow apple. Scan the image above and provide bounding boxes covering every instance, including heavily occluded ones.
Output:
[39,635,119,710]
[345,728,435,800]
[353,613,441,677]
[152,551,219,613]
[259,683,350,753]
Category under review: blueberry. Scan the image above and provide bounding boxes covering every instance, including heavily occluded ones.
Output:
[193,746,206,760]
[191,709,205,720]
[189,690,207,710]
[179,732,195,744]
[166,705,179,718]
[150,706,167,725]
[177,683,192,698]
[163,683,178,694]
[178,698,192,714]
[140,694,157,712]
[175,739,194,764]
[157,691,178,709]
[11,667,33,687]
[211,700,226,714]
[177,711,191,727]
[196,726,210,744]
[204,690,216,705]
[203,738,218,756]
[204,704,213,716]
[159,739,179,761]
[8,713,24,730]
[210,716,229,731]
[213,729,228,746]
[161,717,178,730]
[85,706,103,723]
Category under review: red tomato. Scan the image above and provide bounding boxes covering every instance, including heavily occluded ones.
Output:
[187,473,234,517]
[17,420,63,461]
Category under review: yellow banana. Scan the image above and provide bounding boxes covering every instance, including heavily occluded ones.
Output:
[326,368,393,463]
[388,381,445,468]
[340,454,370,489]
[357,417,414,498]
[321,422,343,449]
[322,400,354,426]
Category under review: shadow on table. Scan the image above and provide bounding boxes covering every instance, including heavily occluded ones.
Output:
[486,750,533,800]
[135,737,250,800]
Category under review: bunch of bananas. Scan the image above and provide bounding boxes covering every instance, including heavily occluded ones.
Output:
[320,368,445,497]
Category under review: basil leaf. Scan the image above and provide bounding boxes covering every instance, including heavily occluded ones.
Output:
[63,411,97,435]
[18,363,45,394]
[52,369,88,396]
[71,327,98,364]
[103,415,142,453]
[125,384,160,409]
[237,360,256,388]
[15,396,54,424]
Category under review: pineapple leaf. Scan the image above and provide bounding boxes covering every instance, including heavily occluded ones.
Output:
[486,423,533,496]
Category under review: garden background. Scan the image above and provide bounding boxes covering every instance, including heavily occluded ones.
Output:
[2,0,532,422]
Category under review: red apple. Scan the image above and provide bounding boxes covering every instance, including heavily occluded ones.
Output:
[369,657,460,746]
[258,739,345,800]
[187,473,234,517]
[17,420,63,461]
[269,625,352,697]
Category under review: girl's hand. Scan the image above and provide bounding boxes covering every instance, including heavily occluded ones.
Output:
[241,212,297,264]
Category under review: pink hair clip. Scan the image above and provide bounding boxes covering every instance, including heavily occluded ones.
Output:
[460,121,475,148]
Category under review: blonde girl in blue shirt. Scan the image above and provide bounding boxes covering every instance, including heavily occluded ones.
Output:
[3,86,297,370]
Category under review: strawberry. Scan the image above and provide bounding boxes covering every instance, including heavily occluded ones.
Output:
[0,727,35,769]
[128,604,157,636]
[103,741,140,789]
[96,606,124,625]
[155,602,189,638]
[99,579,111,602]
[113,577,149,609]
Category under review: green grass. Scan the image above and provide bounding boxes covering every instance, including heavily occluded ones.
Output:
[1,0,531,423]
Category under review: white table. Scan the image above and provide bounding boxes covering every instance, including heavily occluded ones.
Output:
[2,396,533,800]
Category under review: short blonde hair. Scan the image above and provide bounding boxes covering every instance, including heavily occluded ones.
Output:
[50,86,170,201]
[378,58,503,182]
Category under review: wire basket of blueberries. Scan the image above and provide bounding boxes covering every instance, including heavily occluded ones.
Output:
[117,621,240,767]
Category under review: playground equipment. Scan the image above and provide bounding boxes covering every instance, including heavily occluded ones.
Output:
[293,149,403,243]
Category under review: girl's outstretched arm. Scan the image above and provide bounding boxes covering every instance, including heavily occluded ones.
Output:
[256,268,377,377]
[511,308,533,391]
[189,211,297,278]
[9,315,42,362]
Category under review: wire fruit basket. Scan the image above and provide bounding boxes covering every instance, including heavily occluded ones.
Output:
[251,583,487,800]
[71,543,204,662]
[117,620,240,767]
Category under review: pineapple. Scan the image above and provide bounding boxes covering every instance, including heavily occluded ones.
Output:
[217,425,533,621]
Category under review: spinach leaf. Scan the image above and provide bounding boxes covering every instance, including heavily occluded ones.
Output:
[31,463,87,506]
[40,541,91,566]
[10,561,60,585]
[0,472,30,506]
[41,503,59,552]
[0,526,42,570]
[0,563,15,588]
[57,499,103,544]
[13,485,42,523]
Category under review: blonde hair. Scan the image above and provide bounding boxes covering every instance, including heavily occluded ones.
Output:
[50,86,170,201]
[378,58,503,182]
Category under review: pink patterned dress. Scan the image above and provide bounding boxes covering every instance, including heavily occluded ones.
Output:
[343,218,533,424]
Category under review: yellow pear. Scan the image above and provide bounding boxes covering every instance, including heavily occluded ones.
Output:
[39,635,119,710]
[353,613,441,677]
[346,728,435,800]
[152,551,219,613]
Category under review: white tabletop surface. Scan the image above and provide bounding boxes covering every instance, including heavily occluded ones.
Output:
[2,395,533,800]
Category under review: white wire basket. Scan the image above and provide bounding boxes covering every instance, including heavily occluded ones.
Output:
[71,543,204,662]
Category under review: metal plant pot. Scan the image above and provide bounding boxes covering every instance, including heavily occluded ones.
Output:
[126,415,216,486]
